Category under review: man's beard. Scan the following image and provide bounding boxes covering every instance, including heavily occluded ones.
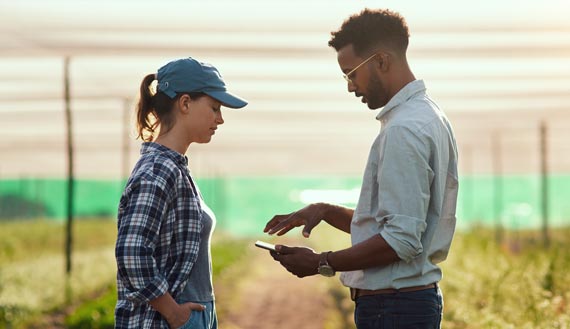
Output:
[365,72,386,110]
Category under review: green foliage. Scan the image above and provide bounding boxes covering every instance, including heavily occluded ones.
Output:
[315,225,570,328]
[0,219,117,328]
[211,237,249,278]
[3,219,570,328]
[65,285,116,329]
[440,227,570,328]
[0,219,117,266]
[63,238,249,328]
[0,304,32,328]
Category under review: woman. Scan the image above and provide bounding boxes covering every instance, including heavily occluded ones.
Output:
[115,57,247,329]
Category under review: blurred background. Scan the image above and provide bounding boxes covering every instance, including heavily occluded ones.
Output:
[1,0,569,328]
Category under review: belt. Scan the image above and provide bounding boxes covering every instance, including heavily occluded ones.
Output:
[350,283,437,301]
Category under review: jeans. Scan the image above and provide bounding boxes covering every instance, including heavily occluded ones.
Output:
[354,286,443,329]
[178,301,217,329]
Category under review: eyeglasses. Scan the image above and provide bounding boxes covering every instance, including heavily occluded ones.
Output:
[342,53,378,84]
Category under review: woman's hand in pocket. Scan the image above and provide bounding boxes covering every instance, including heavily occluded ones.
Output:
[167,302,205,329]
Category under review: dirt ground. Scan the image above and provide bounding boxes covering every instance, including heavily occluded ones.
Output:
[216,243,352,329]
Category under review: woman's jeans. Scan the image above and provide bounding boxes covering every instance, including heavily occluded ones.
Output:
[354,286,443,329]
[178,301,217,329]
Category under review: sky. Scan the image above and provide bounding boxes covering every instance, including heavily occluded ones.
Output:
[0,0,569,178]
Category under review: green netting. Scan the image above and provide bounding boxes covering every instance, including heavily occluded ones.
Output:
[0,179,125,218]
[198,176,362,235]
[457,175,569,229]
[1,175,568,234]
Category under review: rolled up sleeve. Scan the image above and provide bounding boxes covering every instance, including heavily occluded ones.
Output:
[115,177,172,305]
[376,126,433,263]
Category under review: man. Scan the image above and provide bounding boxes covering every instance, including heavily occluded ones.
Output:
[263,8,458,329]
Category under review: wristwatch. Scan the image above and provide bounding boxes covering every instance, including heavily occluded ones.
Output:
[318,251,336,277]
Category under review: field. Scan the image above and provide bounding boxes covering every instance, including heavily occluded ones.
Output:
[1,220,569,328]
[440,228,570,328]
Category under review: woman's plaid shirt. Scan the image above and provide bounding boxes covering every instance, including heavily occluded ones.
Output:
[115,142,202,328]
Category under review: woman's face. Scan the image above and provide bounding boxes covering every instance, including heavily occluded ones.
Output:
[184,95,224,144]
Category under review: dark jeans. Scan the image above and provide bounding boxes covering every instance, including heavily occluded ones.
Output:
[354,286,443,329]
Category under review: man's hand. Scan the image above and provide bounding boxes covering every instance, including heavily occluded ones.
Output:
[264,203,325,238]
[270,245,320,278]
[164,302,205,329]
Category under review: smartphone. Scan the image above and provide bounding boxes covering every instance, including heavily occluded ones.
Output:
[255,240,277,252]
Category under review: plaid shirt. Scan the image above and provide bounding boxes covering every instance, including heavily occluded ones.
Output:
[115,142,202,328]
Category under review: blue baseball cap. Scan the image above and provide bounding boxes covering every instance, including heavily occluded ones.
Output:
[156,57,247,109]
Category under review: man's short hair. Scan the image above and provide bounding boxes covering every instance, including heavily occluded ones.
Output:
[328,9,410,57]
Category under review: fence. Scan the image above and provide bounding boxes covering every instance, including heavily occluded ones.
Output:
[1,173,569,236]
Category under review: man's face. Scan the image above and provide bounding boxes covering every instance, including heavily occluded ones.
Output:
[336,44,389,110]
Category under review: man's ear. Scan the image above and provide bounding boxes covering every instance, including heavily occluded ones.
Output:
[376,52,390,72]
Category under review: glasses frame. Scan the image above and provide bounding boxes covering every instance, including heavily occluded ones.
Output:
[342,53,378,84]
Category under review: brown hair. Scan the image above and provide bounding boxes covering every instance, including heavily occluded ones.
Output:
[136,74,205,142]
[328,9,410,58]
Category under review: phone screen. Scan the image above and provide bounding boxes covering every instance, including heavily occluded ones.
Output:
[254,240,276,252]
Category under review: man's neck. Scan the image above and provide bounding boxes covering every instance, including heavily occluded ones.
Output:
[388,64,416,100]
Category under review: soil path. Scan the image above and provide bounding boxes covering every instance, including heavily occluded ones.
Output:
[217,243,341,329]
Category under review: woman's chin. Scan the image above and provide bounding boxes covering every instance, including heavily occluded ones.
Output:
[198,136,213,144]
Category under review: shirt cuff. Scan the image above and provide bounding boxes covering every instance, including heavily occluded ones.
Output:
[125,275,169,305]
[380,215,427,263]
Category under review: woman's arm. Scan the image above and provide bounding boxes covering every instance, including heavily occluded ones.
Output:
[150,293,204,328]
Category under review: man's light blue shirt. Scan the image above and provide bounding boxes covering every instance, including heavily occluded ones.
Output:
[340,80,459,290]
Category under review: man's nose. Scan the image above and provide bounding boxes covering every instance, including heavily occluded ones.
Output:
[347,81,357,93]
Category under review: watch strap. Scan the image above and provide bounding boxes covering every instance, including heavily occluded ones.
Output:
[320,251,332,267]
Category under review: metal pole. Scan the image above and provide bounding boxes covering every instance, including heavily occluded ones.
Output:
[540,122,550,248]
[463,145,473,223]
[64,57,74,274]
[122,98,131,181]
[492,131,503,244]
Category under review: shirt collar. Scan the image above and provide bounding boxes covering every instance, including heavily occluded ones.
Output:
[140,142,189,167]
[376,79,427,121]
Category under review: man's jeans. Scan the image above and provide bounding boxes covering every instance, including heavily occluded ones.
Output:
[354,286,443,329]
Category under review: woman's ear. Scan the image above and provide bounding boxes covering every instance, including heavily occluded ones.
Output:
[177,94,192,114]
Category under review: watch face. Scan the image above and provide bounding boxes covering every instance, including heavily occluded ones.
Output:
[319,265,335,277]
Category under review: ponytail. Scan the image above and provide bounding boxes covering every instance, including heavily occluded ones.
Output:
[136,74,159,142]
[136,74,207,142]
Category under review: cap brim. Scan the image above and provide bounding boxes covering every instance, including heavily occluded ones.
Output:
[206,90,248,109]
